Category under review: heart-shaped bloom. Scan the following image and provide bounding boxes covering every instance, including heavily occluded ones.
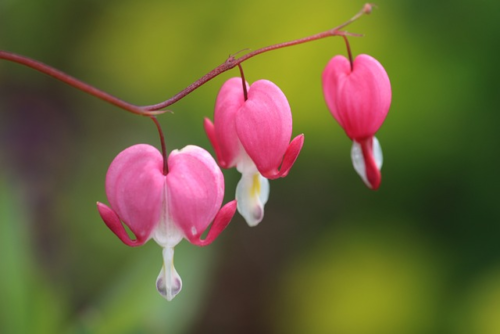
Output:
[97,144,237,301]
[204,78,304,226]
[322,54,391,190]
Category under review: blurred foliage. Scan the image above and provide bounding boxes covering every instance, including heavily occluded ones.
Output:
[272,216,447,334]
[1,0,500,333]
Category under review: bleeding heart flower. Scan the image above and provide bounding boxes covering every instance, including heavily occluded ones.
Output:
[322,54,391,190]
[204,78,304,226]
[97,144,237,301]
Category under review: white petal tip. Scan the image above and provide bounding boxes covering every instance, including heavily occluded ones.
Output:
[156,247,183,301]
[156,273,182,301]
[243,205,264,227]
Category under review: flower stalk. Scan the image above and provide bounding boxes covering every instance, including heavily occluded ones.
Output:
[0,4,374,115]
[151,117,169,175]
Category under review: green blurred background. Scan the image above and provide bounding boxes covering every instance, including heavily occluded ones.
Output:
[1,0,499,333]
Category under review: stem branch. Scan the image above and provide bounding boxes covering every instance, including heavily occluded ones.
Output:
[0,4,374,115]
[143,3,373,111]
[0,51,160,117]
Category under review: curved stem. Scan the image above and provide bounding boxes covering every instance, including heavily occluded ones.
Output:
[140,3,374,111]
[151,117,168,175]
[0,4,374,115]
[0,51,161,117]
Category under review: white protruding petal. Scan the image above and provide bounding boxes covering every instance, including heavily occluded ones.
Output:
[235,149,257,175]
[234,151,270,226]
[351,136,383,187]
[152,184,184,301]
[156,247,182,301]
[236,171,270,227]
[372,136,383,169]
[152,185,184,248]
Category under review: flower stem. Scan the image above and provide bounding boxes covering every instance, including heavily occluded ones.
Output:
[0,51,160,117]
[237,64,248,101]
[142,3,373,111]
[0,4,374,115]
[342,35,354,71]
[151,117,168,175]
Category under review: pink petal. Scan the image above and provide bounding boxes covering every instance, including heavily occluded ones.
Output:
[263,134,305,179]
[236,80,293,176]
[203,117,226,168]
[104,144,165,244]
[353,137,382,190]
[209,77,249,168]
[96,202,147,246]
[166,145,226,242]
[322,54,391,140]
[187,200,237,246]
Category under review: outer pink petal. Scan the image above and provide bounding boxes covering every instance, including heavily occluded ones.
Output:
[166,145,225,242]
[210,77,249,168]
[97,202,147,246]
[322,54,391,140]
[104,144,164,244]
[358,137,382,190]
[322,55,350,129]
[187,200,237,246]
[203,118,225,168]
[268,134,305,179]
[236,79,292,176]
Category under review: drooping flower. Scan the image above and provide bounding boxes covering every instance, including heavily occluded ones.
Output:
[322,54,391,190]
[97,144,237,301]
[204,78,304,226]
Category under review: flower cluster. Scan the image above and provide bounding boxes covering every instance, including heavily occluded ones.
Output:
[97,76,305,300]
[96,52,391,300]
[0,1,390,304]
[88,7,391,301]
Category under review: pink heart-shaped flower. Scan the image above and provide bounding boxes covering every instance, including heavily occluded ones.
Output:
[97,144,236,247]
[322,54,391,140]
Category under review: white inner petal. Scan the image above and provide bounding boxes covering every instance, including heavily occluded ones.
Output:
[235,149,257,175]
[152,183,184,301]
[372,136,383,169]
[152,184,183,248]
[156,247,182,301]
[236,168,270,227]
